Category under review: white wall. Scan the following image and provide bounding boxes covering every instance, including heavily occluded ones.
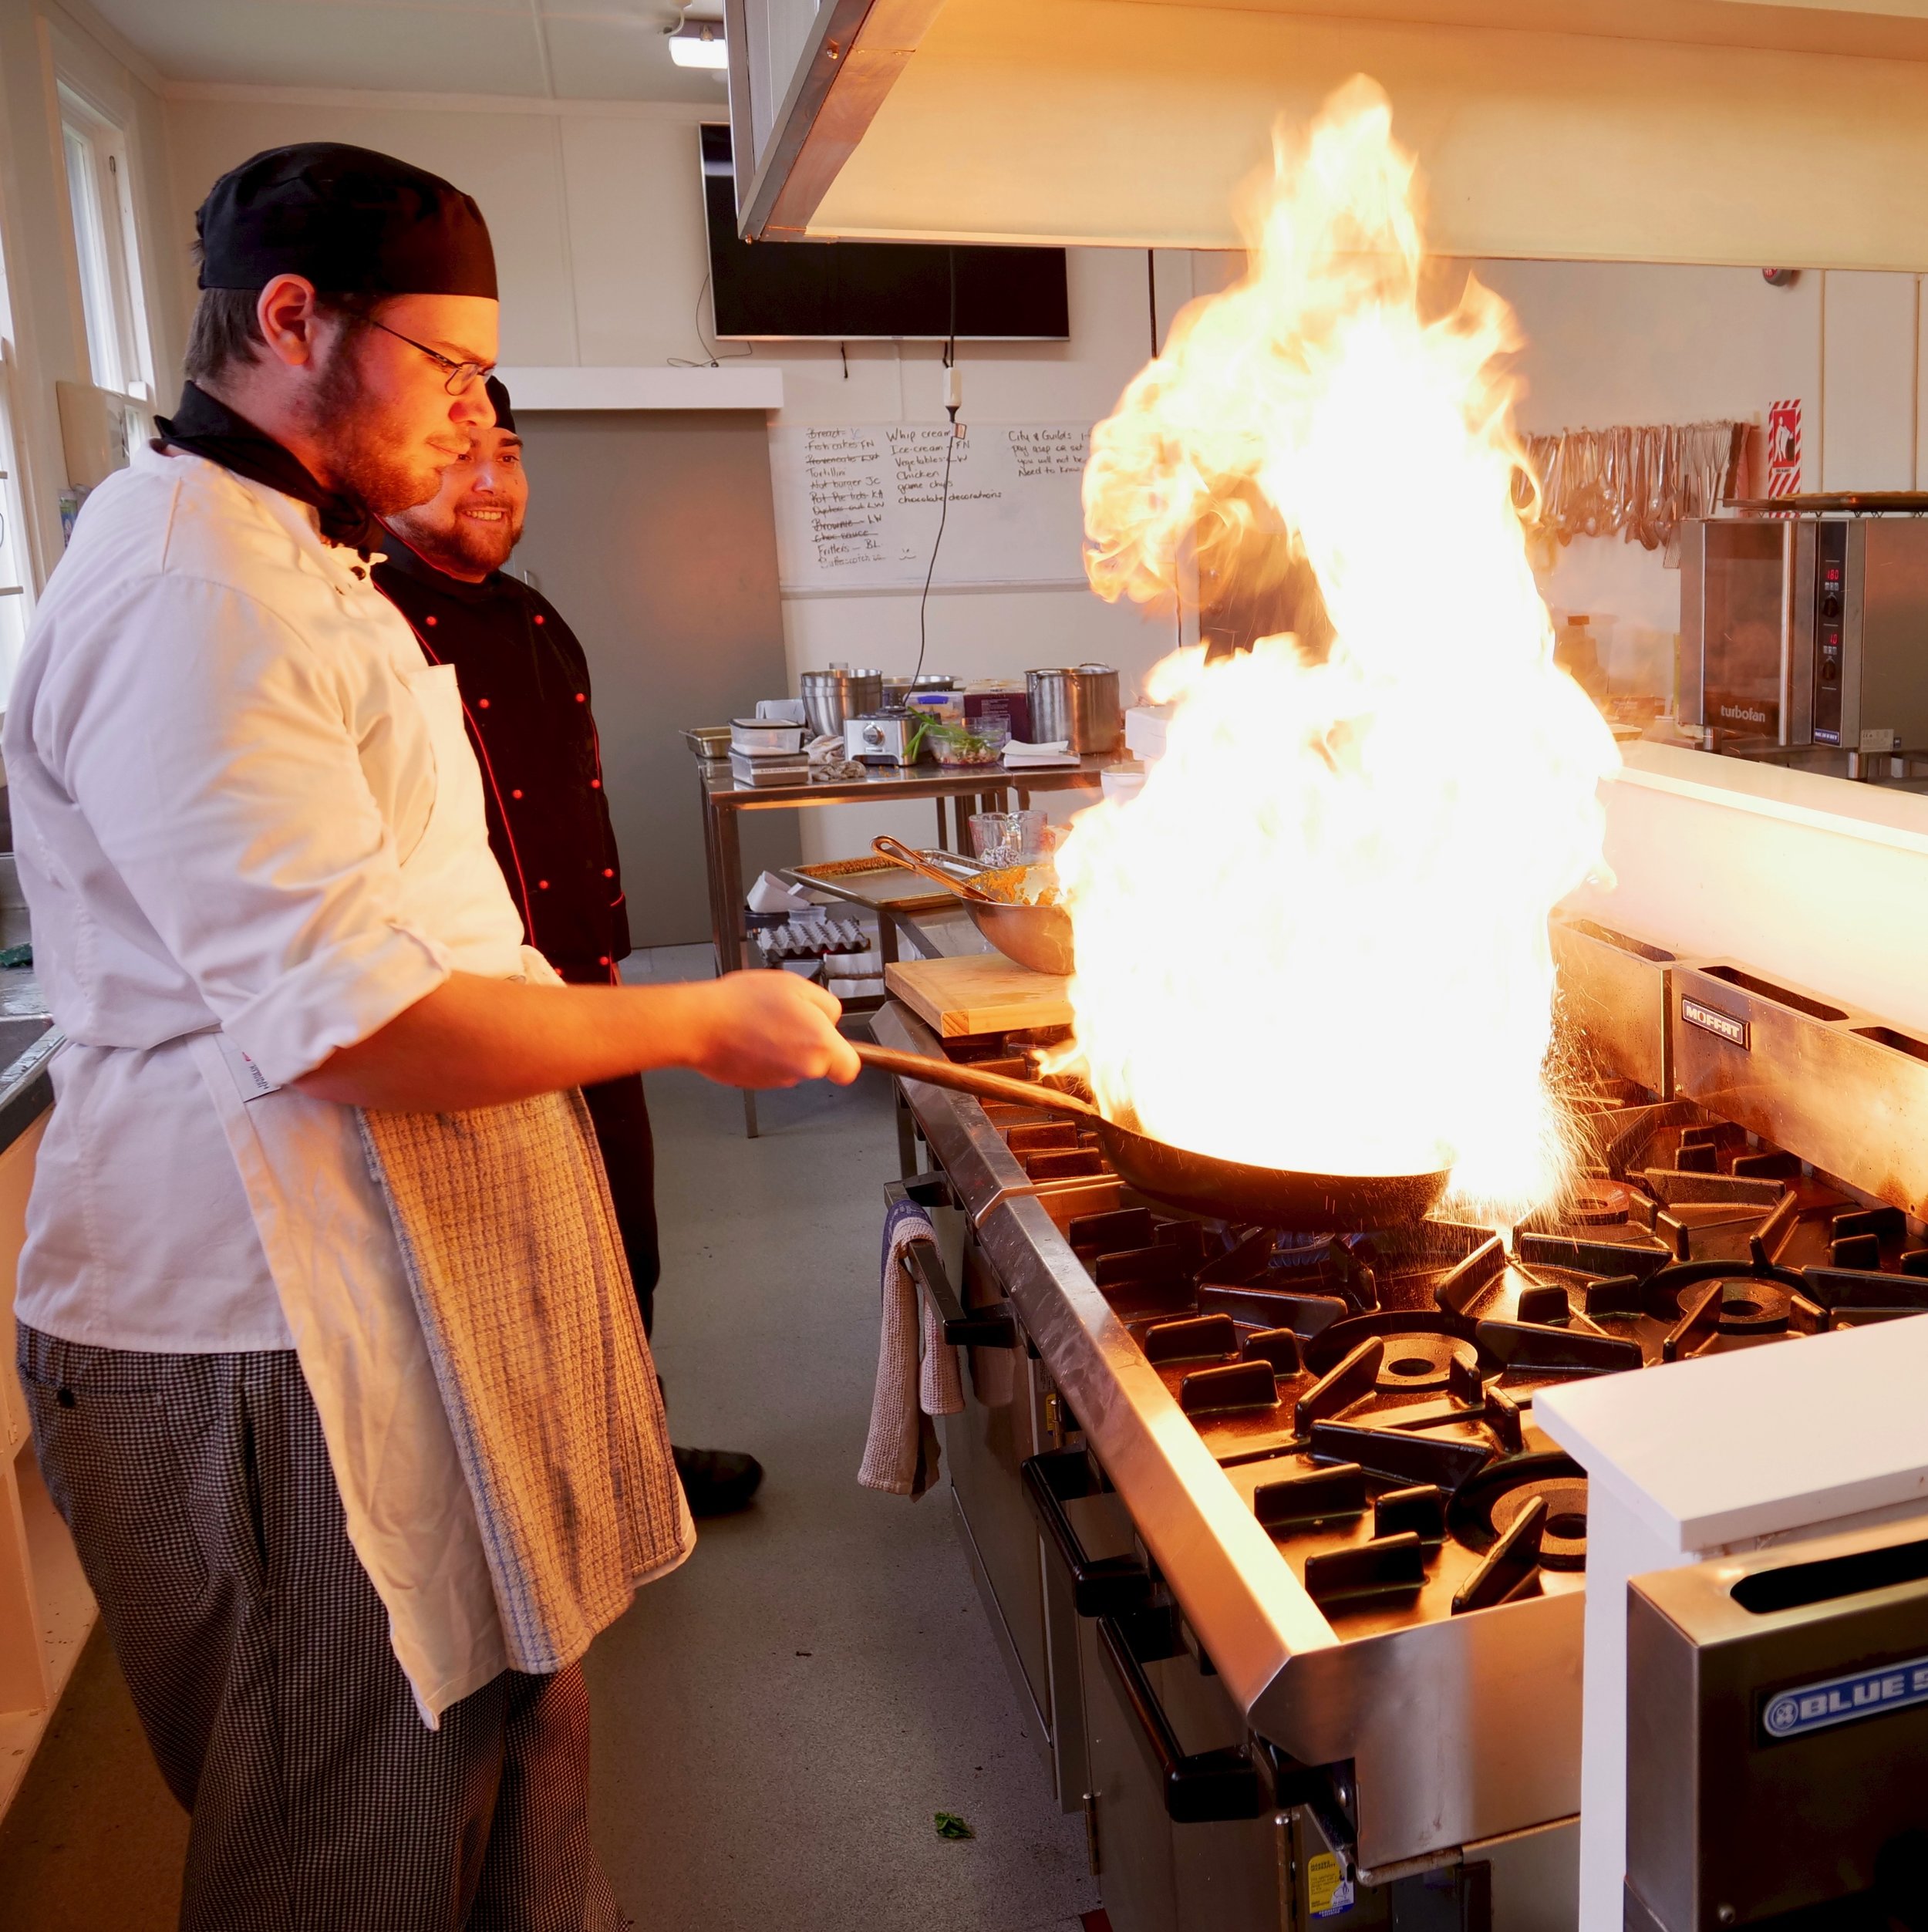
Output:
[1822,271,1919,492]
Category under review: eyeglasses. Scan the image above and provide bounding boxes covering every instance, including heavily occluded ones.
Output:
[359,316,495,397]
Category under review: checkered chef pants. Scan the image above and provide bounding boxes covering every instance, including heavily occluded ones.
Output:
[15,1326,628,1931]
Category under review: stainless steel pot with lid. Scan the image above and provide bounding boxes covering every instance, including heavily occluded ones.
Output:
[1026,664,1123,754]
[801,669,885,740]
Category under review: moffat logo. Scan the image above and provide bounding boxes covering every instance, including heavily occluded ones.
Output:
[1719,703,1770,725]
[1764,1656,1928,1742]
[1681,998,1749,1050]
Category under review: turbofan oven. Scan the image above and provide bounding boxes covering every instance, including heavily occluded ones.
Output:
[1680,515,1928,753]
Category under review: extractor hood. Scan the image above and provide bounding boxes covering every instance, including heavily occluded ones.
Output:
[722,0,1928,268]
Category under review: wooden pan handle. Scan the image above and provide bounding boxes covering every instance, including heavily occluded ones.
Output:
[856,1042,1097,1121]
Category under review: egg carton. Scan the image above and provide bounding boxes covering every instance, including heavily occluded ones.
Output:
[753,915,868,963]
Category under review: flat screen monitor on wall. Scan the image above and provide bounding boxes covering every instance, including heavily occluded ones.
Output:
[701,126,1070,342]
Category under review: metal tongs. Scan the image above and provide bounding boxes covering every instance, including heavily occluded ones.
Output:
[871,835,1001,903]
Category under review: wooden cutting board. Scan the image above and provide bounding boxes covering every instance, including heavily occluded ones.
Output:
[885,953,1073,1038]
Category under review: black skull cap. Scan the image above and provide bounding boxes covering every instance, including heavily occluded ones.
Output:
[485,376,516,433]
[197,143,497,298]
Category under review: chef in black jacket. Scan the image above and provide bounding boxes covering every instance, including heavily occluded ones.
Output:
[376,377,762,1517]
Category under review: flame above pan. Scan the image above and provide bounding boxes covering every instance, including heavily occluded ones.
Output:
[1058,78,1620,1219]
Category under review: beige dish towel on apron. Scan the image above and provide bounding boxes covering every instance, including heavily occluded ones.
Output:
[358,1087,693,1676]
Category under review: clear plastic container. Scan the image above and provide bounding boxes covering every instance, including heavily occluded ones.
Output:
[969,809,1049,866]
[928,717,1007,766]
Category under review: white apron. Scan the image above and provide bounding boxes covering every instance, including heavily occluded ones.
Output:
[187,662,561,1722]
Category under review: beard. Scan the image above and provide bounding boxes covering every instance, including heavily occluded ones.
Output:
[433,501,525,576]
[387,487,524,579]
[298,330,450,518]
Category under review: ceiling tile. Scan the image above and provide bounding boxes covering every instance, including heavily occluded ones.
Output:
[538,14,726,101]
[535,0,670,15]
[82,1,554,92]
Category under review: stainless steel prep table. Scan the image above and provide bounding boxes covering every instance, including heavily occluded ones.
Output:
[694,750,1104,1135]
[693,751,1107,979]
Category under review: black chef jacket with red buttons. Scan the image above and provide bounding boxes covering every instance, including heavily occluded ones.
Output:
[372,538,629,985]
[374,538,659,1326]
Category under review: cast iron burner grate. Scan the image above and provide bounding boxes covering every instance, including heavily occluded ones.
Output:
[946,1033,1928,1617]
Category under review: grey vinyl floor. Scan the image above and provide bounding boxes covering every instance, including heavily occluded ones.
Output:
[0,944,1097,1931]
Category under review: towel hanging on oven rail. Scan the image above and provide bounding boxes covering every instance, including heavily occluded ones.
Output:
[860,1193,965,1500]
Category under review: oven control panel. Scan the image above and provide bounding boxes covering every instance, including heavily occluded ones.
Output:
[1812,520,1847,744]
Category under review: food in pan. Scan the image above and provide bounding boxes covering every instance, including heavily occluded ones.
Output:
[971,863,1061,907]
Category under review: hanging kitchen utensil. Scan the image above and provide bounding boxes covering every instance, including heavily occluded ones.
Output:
[1632,424,1665,551]
[1518,419,1743,555]
[857,1044,1452,1229]
[871,837,1077,975]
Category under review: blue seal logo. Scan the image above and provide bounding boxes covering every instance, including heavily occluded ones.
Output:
[1761,1654,1928,1743]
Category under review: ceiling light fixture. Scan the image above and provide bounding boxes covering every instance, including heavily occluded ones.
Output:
[669,21,728,69]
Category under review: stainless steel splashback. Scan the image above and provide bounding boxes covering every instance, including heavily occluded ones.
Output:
[1550,915,1675,1097]
[1670,959,1928,1221]
[1556,911,1928,1222]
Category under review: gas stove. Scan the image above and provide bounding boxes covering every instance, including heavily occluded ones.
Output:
[944,1037,1928,1633]
[870,910,1928,1890]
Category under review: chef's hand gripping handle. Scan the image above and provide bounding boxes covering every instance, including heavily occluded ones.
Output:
[902,1240,1017,1350]
[1095,1614,1266,1826]
[1022,1448,1154,1618]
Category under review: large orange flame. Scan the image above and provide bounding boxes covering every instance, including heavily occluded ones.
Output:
[1061,79,1619,1217]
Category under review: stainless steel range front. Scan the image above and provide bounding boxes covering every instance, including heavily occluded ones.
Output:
[871,912,1928,1932]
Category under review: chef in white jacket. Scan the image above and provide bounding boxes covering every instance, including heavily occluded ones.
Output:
[4,143,856,1930]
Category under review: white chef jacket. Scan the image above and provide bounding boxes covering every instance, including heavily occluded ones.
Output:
[5,439,564,1718]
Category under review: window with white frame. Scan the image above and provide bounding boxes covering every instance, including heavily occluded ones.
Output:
[0,356,32,691]
[58,86,152,403]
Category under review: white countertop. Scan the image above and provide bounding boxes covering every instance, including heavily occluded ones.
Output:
[1612,739,1928,857]
[494,366,784,412]
[1536,1314,1928,1553]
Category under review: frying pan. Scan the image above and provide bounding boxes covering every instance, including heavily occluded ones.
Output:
[871,835,1076,977]
[857,1043,1451,1231]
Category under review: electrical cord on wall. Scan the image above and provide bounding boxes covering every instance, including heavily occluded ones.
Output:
[912,367,957,689]
[670,270,753,369]
[912,254,962,687]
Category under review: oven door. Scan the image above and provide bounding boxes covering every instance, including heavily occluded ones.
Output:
[1030,1445,1284,1932]
[1681,518,1791,743]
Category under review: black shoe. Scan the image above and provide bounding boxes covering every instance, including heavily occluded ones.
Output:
[672,1445,764,1518]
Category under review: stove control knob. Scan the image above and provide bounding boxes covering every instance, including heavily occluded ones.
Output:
[1820,659,1840,684]
[1821,592,1842,620]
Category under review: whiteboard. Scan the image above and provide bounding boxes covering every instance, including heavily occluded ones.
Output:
[768,422,1092,592]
